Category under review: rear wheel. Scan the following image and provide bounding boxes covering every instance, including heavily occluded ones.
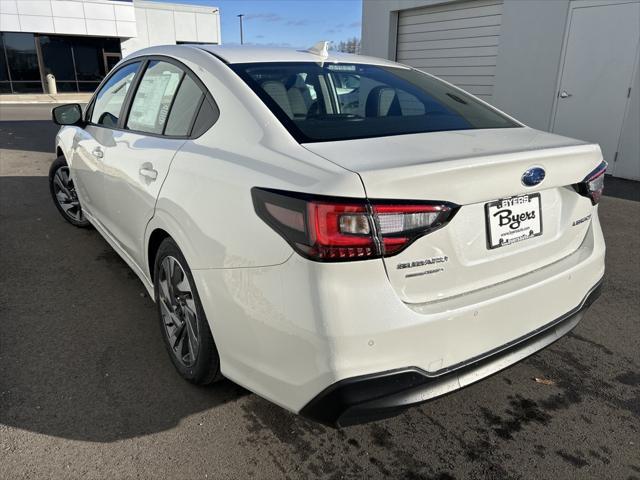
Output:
[154,238,221,384]
[48,156,91,228]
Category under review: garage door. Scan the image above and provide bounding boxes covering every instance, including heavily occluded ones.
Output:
[396,0,504,102]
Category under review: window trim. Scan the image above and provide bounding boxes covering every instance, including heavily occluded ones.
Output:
[84,54,219,140]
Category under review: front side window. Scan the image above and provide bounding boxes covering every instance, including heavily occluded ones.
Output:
[231,62,519,142]
[91,62,140,127]
[126,61,183,135]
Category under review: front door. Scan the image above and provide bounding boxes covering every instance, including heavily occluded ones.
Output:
[71,125,116,220]
[71,61,142,223]
[552,1,639,172]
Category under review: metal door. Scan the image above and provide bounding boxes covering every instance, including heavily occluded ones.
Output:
[552,1,640,171]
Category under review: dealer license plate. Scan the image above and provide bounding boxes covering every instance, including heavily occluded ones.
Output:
[485,193,542,249]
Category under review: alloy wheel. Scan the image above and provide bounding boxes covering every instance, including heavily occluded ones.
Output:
[53,166,85,223]
[158,256,200,367]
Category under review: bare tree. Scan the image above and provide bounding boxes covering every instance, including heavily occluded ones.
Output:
[333,37,361,54]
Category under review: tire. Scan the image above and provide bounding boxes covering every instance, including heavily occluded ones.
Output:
[154,237,222,385]
[48,155,91,228]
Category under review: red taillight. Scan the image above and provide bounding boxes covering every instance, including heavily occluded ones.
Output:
[576,161,607,205]
[252,188,457,262]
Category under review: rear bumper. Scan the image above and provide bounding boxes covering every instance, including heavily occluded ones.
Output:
[300,279,603,427]
[193,212,605,419]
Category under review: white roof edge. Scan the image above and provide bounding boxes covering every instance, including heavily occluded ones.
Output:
[133,1,219,13]
[196,45,405,68]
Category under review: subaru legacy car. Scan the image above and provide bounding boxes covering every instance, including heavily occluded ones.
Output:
[49,44,605,426]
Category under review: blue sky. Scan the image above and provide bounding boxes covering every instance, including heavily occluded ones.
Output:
[151,0,363,48]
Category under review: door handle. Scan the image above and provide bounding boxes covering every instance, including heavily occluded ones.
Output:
[139,166,158,181]
[92,147,104,159]
[559,90,573,98]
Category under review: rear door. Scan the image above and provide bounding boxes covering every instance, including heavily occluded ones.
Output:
[100,58,213,270]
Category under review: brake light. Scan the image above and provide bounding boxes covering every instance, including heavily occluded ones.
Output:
[575,161,607,205]
[252,188,457,262]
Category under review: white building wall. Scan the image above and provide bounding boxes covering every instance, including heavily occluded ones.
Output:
[490,0,570,129]
[0,0,220,56]
[0,0,137,37]
[120,1,220,57]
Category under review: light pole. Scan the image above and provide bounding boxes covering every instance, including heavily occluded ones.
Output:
[237,14,244,45]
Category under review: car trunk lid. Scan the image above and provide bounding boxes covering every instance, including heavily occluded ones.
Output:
[303,127,602,304]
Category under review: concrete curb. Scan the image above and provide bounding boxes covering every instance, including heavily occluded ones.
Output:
[0,94,92,105]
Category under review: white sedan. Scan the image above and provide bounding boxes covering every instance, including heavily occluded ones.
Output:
[50,44,606,426]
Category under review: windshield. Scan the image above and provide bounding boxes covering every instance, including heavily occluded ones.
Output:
[231,62,520,143]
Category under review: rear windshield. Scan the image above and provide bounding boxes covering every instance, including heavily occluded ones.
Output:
[231,62,519,143]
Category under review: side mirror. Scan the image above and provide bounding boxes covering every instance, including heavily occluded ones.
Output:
[52,104,84,126]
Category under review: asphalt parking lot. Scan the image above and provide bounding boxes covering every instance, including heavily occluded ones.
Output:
[1,104,638,480]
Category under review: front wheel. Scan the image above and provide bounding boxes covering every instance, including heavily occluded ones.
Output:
[48,156,91,228]
[154,238,222,385]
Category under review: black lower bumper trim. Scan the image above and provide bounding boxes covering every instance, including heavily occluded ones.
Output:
[300,279,603,427]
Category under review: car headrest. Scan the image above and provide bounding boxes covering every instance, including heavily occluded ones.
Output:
[365,86,402,117]
[261,81,294,118]
[285,74,307,90]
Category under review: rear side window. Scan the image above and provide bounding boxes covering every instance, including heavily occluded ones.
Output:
[91,62,140,127]
[231,62,519,142]
[126,61,183,134]
[164,75,204,136]
[191,98,219,138]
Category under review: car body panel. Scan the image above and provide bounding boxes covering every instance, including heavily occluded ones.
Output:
[154,139,364,271]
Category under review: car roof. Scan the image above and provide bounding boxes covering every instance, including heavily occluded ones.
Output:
[194,44,405,68]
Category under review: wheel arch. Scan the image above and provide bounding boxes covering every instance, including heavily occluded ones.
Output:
[144,211,200,286]
[147,228,170,282]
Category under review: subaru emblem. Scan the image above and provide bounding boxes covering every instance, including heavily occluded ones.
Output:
[521,167,546,187]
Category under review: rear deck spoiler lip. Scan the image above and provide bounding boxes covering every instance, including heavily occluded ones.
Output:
[302,129,599,173]
[316,139,596,166]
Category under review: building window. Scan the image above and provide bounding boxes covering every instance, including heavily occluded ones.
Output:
[0,34,10,93]
[0,32,122,94]
[75,37,111,91]
[0,32,42,93]
[38,35,122,93]
[38,35,76,92]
